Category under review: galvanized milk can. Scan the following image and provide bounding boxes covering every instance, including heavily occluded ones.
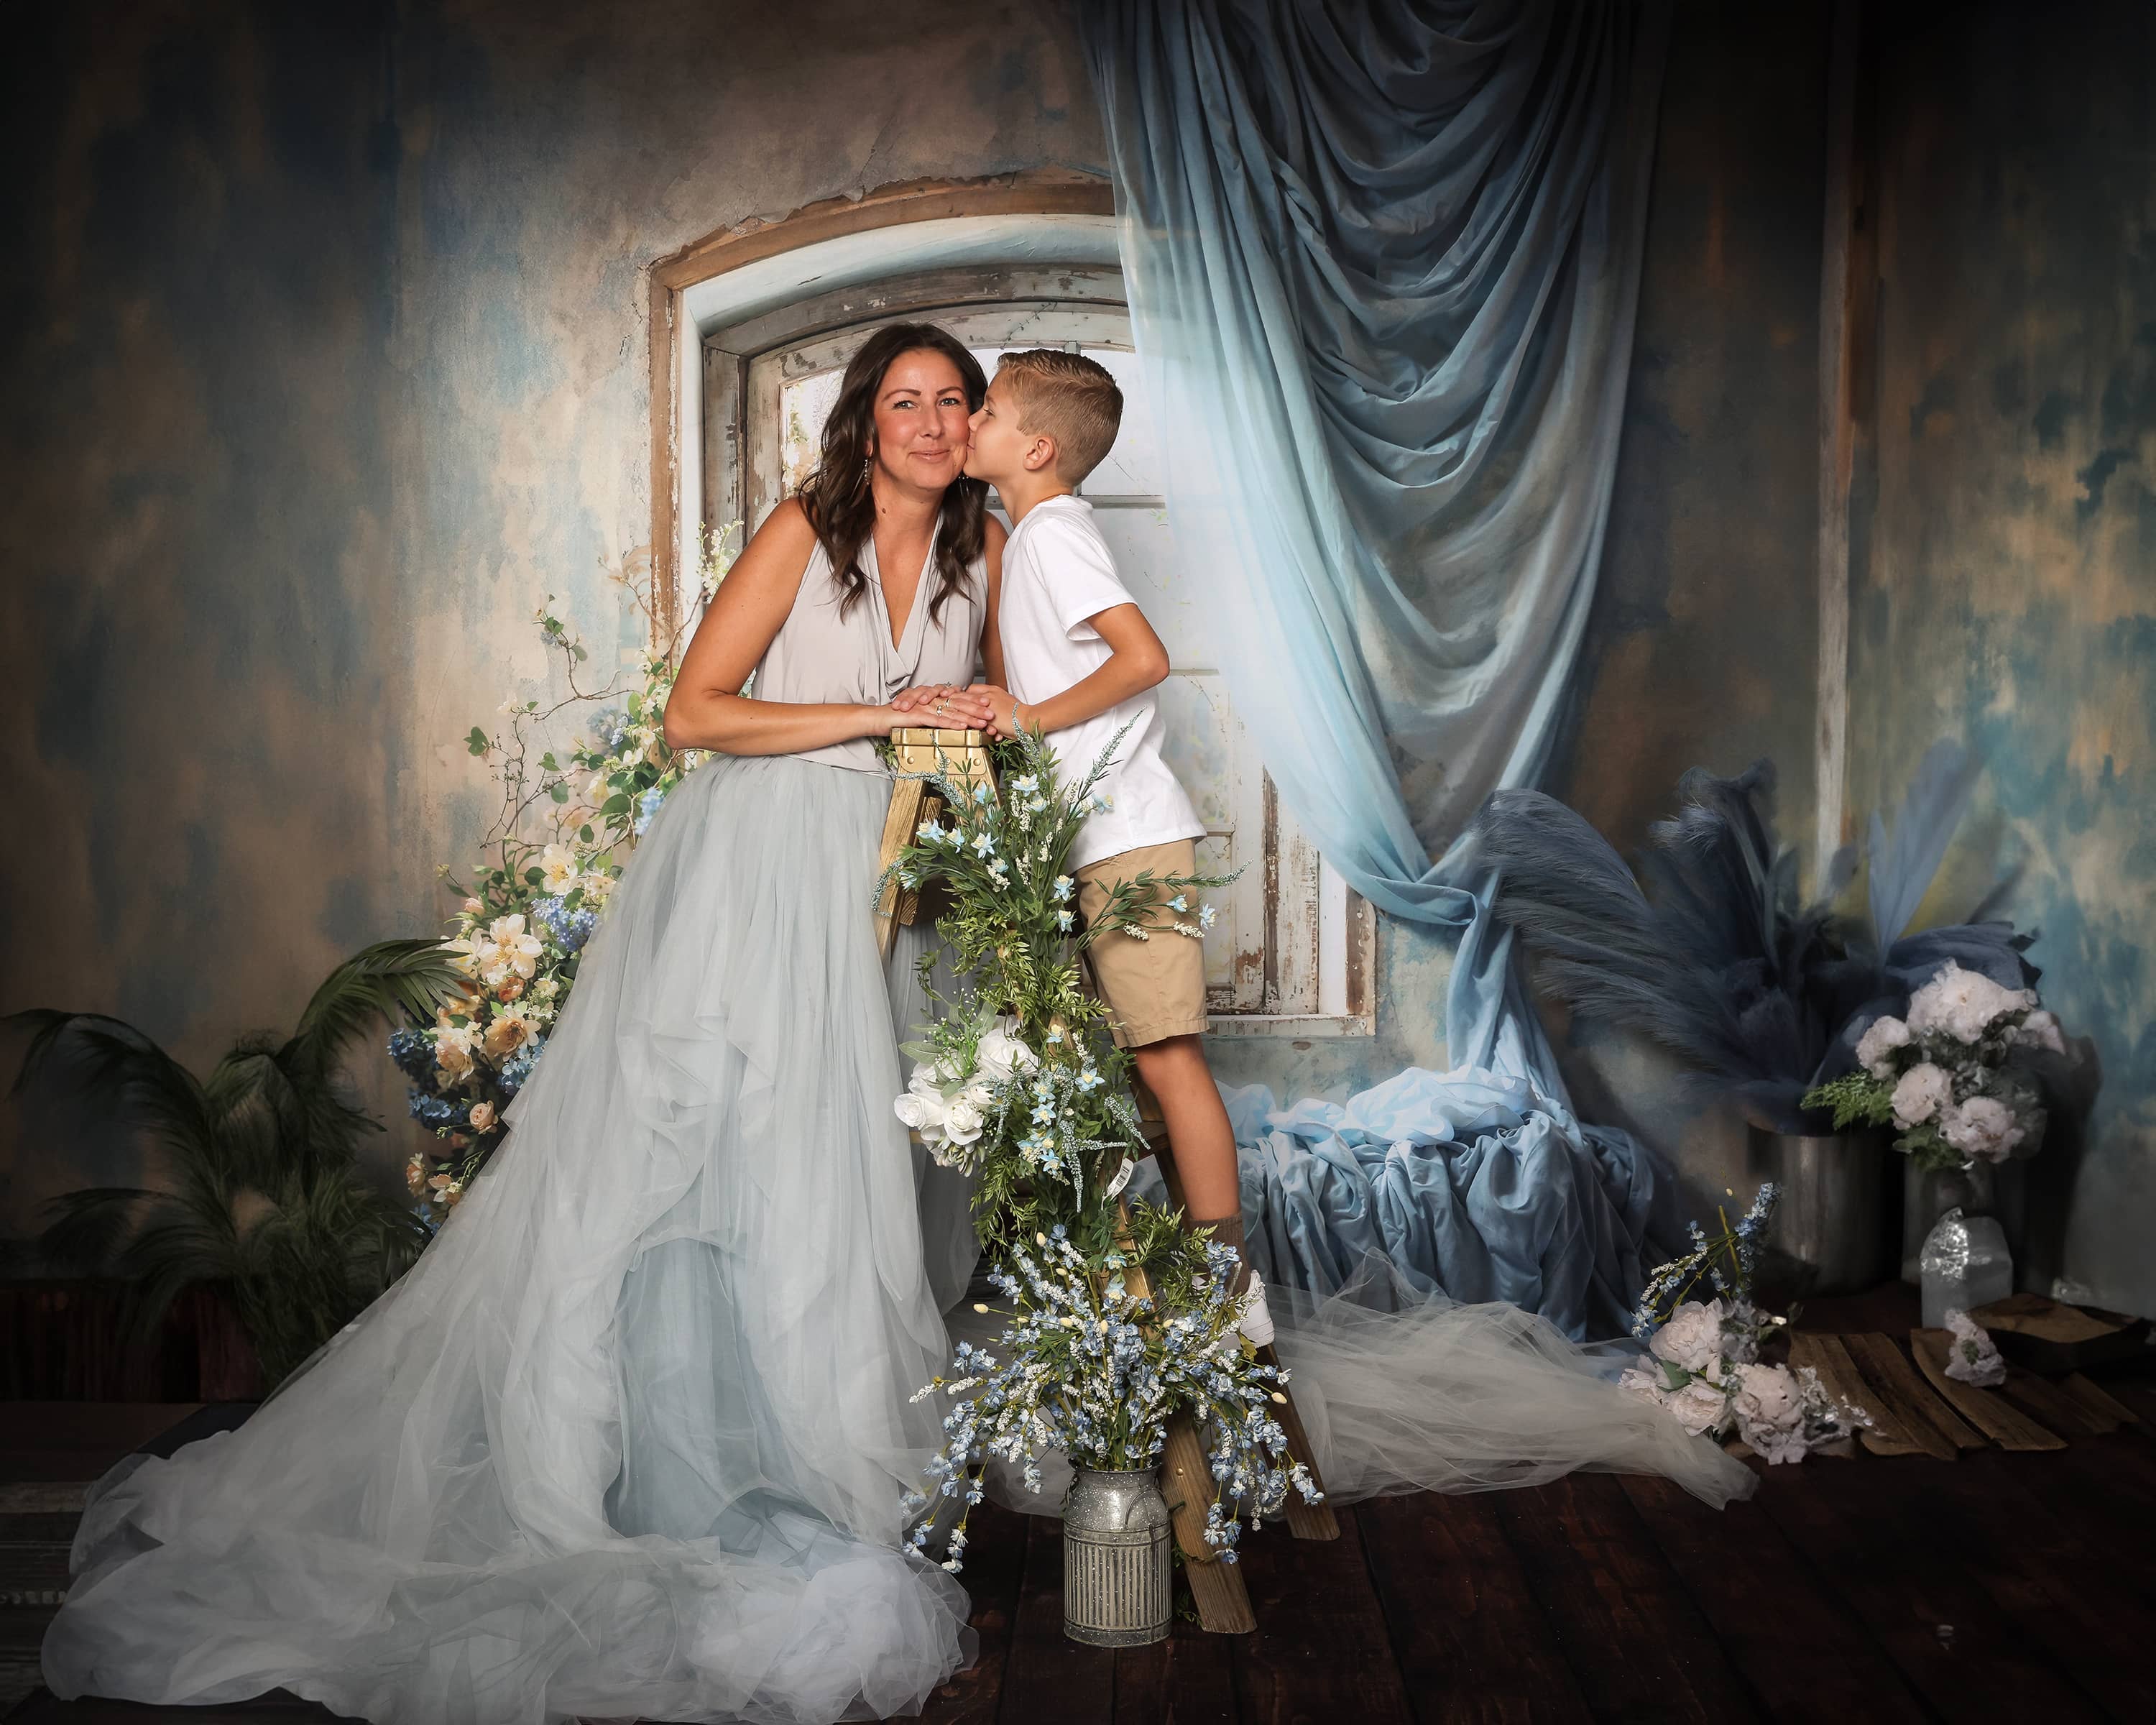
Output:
[1061,1465,1172,1646]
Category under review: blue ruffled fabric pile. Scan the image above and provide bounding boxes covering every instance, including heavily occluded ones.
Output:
[1133,1068,1656,1343]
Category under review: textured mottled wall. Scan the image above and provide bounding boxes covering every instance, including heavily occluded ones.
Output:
[0,0,1105,1243]
[1542,1,1832,1231]
[1848,1,2156,1313]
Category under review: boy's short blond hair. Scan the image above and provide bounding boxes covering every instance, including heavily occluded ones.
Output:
[995,349,1124,486]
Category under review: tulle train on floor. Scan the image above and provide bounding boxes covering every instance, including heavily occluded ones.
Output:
[43,755,981,1725]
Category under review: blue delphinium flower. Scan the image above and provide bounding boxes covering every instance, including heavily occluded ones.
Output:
[590,708,630,750]
[497,1037,545,1098]
[534,895,598,953]
[634,787,667,837]
[387,1027,436,1082]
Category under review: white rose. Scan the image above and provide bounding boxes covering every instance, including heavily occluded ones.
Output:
[1943,1309,2007,1386]
[895,1091,947,1134]
[1618,1363,1665,1407]
[1649,1300,1726,1375]
[1667,1379,1733,1437]
[1891,1062,1953,1129]
[1907,960,2035,1044]
[943,1099,985,1146]
[1733,1362,1803,1433]
[975,1018,1039,1083]
[1854,1014,1912,1078]
[2014,1008,2066,1057]
[1940,1094,2022,1162]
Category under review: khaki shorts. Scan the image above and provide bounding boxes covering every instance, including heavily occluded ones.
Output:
[1077,839,1208,1049]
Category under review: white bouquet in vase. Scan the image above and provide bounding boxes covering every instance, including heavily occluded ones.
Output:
[1805,960,2063,1173]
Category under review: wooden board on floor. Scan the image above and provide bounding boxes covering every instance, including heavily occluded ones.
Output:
[918,1501,1026,1725]
[2060,1371,2142,1430]
[1844,1331,1983,1454]
[1970,1291,2150,1374]
[1789,1331,1937,1458]
[1908,1330,2066,1452]
[1995,1366,2118,1438]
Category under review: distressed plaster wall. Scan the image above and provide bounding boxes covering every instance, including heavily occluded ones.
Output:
[0,0,1105,1246]
[1541,1,1833,1236]
[1848,0,2156,1314]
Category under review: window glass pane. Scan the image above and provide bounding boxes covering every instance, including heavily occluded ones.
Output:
[1078,347,1161,497]
[779,369,846,497]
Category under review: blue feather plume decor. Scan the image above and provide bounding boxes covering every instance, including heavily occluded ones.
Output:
[1476,754,2035,1135]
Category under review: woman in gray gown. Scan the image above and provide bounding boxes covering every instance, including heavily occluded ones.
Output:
[44,323,1008,1724]
[44,319,1751,1725]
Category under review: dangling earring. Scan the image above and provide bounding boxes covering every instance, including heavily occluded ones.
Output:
[857,453,872,494]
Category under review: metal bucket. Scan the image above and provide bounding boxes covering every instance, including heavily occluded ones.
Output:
[1061,1466,1172,1647]
[1743,1127,1884,1295]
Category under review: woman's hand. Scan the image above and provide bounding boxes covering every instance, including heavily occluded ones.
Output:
[890,684,995,730]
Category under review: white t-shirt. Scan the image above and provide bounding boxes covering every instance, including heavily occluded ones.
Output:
[998,495,1204,872]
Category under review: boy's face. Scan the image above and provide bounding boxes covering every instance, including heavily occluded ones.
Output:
[964,374,1048,487]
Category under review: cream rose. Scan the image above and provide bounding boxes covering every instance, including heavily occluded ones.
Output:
[1854,1014,1912,1078]
[1649,1300,1727,1375]
[1891,1062,1953,1128]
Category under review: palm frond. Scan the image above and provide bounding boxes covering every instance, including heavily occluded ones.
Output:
[38,1186,159,1274]
[1867,738,1982,948]
[282,939,464,1082]
[6,1011,216,1159]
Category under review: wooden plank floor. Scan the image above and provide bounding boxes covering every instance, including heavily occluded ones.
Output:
[5,1294,2154,1724]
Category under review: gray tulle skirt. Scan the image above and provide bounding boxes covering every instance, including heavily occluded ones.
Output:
[44,756,982,1724]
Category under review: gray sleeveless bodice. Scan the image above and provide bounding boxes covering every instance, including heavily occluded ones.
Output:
[754,528,985,773]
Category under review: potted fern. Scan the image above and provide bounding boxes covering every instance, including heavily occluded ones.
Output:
[12,939,465,1389]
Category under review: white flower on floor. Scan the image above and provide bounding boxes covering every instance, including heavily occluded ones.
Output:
[1906,960,2035,1044]
[1855,1014,1912,1078]
[1891,1062,1953,1129]
[1667,1377,1734,1437]
[1943,1308,2007,1386]
[1649,1299,1726,1374]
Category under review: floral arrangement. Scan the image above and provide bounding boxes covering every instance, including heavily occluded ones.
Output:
[884,728,1312,1566]
[1623,1184,1871,1464]
[394,527,738,1220]
[904,1223,1319,1571]
[1801,960,2063,1173]
[884,728,1225,1256]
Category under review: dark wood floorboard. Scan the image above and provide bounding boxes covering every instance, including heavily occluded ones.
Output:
[1754,1421,2112,1723]
[920,1500,1026,1725]
[990,1510,1113,1725]
[1227,1503,1415,1725]
[1618,1472,1929,1725]
[1358,1490,1592,1725]
[1491,1473,1759,1724]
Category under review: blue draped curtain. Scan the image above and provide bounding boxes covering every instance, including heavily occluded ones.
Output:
[1080,0,1675,1336]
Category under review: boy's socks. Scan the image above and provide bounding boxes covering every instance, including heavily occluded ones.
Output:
[1191,1210,1253,1301]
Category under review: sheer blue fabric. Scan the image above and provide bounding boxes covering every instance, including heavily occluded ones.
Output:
[1082,1,1674,1335]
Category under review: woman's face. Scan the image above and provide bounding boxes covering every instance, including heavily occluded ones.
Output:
[870,348,972,495]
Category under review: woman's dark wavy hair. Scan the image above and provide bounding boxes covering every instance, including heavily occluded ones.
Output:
[796,322,990,624]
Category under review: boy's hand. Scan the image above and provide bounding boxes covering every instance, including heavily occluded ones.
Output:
[967,684,1027,739]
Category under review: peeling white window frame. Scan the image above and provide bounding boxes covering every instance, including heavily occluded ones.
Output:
[652,191,1372,1036]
